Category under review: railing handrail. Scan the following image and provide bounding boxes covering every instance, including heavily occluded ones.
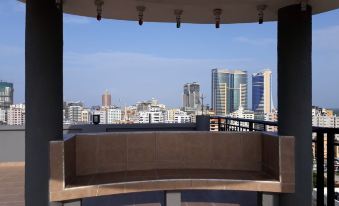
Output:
[211,116,339,133]
[211,116,339,206]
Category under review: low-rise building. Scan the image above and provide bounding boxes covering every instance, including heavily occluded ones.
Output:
[107,108,122,124]
[138,108,164,124]
[7,104,25,125]
[93,109,107,124]
[230,107,254,119]
[312,115,338,128]
[81,109,91,124]
[174,111,191,123]
[165,109,181,123]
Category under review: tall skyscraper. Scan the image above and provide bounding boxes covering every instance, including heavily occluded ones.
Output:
[211,69,248,116]
[102,90,111,107]
[183,82,201,109]
[252,70,273,114]
[0,81,14,110]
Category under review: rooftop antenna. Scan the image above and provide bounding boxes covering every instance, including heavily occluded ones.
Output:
[200,93,206,115]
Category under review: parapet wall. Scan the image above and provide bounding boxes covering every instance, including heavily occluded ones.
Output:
[72,131,265,176]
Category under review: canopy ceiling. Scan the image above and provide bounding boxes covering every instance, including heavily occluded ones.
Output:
[21,0,339,24]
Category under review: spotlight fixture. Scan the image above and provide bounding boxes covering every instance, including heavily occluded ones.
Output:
[95,0,104,21]
[55,0,62,9]
[174,9,183,28]
[137,6,146,25]
[257,5,267,24]
[213,9,222,29]
[301,0,308,11]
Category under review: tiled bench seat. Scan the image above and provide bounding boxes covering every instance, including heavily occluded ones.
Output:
[49,131,294,202]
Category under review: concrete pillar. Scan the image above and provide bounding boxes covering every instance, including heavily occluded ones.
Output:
[165,191,181,206]
[25,0,63,206]
[196,115,210,131]
[277,4,312,206]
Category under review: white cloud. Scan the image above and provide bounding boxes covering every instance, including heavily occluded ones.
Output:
[64,51,253,70]
[233,36,276,46]
[233,24,339,52]
[314,25,339,51]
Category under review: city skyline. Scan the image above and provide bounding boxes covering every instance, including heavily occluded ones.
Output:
[0,1,339,108]
[1,77,338,126]
[3,66,339,111]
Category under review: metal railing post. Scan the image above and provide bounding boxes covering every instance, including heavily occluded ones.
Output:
[249,122,253,131]
[225,118,230,131]
[316,132,324,206]
[218,117,221,131]
[208,118,339,206]
[327,131,335,206]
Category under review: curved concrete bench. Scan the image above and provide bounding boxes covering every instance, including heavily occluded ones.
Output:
[49,131,294,202]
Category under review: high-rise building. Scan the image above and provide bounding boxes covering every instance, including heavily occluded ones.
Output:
[211,69,248,116]
[252,70,273,115]
[64,101,84,123]
[68,105,83,123]
[102,90,111,107]
[183,82,201,109]
[0,81,14,110]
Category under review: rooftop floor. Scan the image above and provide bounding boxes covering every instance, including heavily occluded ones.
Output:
[0,163,24,206]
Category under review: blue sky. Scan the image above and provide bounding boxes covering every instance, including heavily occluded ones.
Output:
[0,1,339,108]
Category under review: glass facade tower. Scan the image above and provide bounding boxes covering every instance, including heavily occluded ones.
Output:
[0,82,14,110]
[211,69,248,116]
[252,70,273,114]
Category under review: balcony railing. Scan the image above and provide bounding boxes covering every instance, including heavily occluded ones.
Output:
[210,116,339,206]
